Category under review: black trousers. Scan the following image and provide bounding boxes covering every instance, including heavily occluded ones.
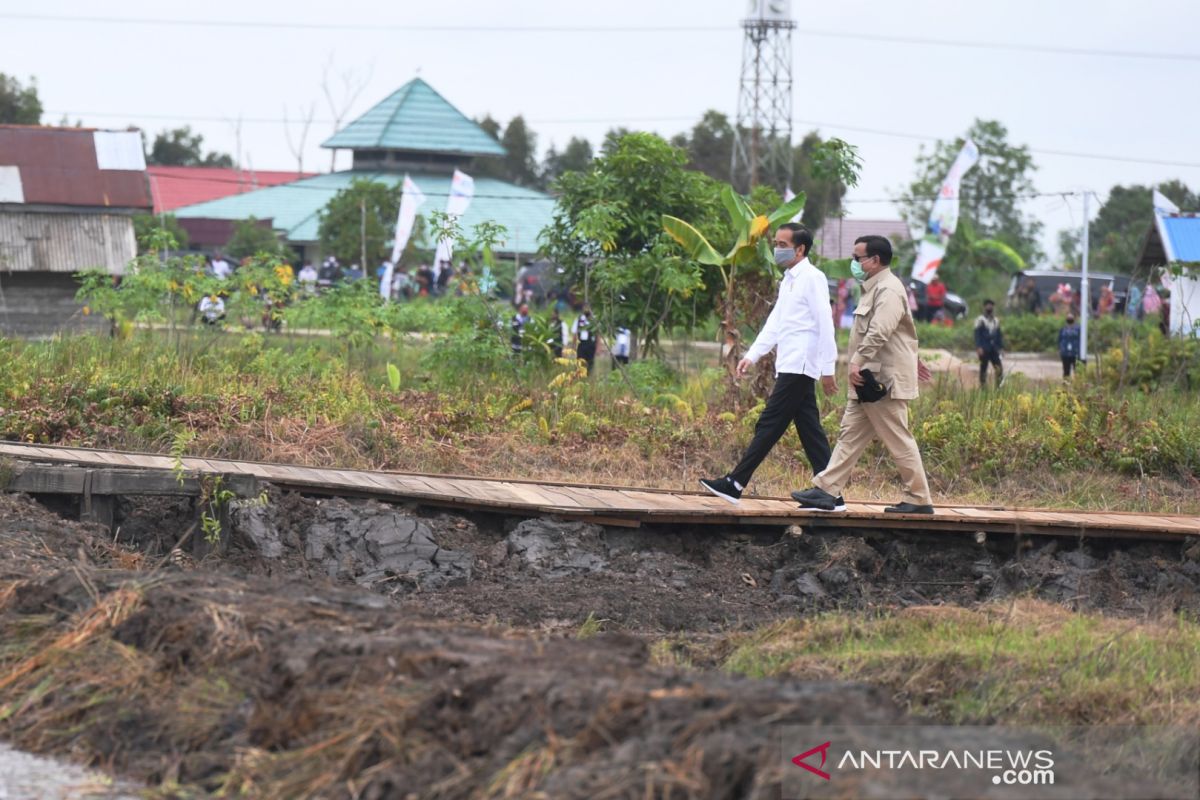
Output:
[979,350,1003,386]
[729,373,831,488]
[1062,355,1076,378]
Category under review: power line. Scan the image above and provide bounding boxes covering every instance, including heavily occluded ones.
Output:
[51,108,1200,170]
[6,12,1200,62]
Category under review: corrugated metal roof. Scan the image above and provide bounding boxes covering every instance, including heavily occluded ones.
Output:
[147,166,313,213]
[0,210,135,274]
[173,170,556,251]
[321,79,507,157]
[812,217,911,259]
[1162,215,1200,262]
[0,125,152,209]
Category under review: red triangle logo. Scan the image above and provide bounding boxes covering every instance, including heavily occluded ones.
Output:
[792,741,832,780]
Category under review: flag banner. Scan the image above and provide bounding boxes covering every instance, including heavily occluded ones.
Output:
[1153,188,1180,216]
[433,169,475,266]
[912,138,980,283]
[385,175,427,297]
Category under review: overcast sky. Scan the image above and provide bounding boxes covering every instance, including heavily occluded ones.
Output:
[7,0,1199,265]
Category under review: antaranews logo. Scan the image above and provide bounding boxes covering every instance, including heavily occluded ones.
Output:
[791,741,832,781]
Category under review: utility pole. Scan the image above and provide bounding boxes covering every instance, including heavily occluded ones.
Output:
[360,198,367,273]
[1080,191,1090,363]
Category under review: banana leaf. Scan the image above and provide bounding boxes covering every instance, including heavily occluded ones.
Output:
[662,215,724,266]
[720,185,755,226]
[767,192,807,228]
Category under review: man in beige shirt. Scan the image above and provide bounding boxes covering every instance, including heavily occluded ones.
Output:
[792,235,935,514]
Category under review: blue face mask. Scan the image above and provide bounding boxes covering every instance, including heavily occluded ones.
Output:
[774,247,796,266]
[850,259,867,281]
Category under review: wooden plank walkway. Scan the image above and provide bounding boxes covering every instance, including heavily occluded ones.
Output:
[2,442,1197,541]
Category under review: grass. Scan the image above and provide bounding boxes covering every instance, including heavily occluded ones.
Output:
[1,331,1197,513]
[721,600,1200,729]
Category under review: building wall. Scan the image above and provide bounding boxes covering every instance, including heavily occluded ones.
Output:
[0,208,136,274]
[0,271,108,338]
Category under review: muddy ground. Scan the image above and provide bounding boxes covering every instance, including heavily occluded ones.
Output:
[0,488,1197,798]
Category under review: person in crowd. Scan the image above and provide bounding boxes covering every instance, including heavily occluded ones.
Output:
[198,293,225,326]
[511,304,530,355]
[392,267,415,300]
[436,261,454,296]
[572,304,597,374]
[1015,277,1042,314]
[1096,285,1116,317]
[210,252,232,280]
[547,309,569,358]
[1058,313,1081,379]
[297,262,319,294]
[612,326,632,366]
[317,257,340,291]
[924,276,947,322]
[974,299,1005,388]
[343,263,364,282]
[1126,283,1143,320]
[1143,282,1163,323]
[416,264,434,297]
[792,235,935,515]
[700,223,838,506]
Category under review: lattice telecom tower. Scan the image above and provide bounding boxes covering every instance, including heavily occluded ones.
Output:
[731,0,796,192]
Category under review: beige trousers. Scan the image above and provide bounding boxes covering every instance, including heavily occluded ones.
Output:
[812,397,933,505]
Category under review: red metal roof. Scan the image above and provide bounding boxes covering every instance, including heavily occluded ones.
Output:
[147,166,314,213]
[0,124,152,209]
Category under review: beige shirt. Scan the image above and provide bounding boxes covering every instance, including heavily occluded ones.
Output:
[847,267,920,400]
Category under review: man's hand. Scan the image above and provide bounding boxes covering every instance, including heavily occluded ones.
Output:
[735,357,753,378]
[820,375,838,396]
[917,359,933,383]
[848,363,864,387]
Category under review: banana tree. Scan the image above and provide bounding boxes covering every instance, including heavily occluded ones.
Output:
[663,185,805,371]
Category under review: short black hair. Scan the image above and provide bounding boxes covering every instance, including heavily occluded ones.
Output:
[853,235,893,266]
[779,223,813,258]
[983,299,996,307]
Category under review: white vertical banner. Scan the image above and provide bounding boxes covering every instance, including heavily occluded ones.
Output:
[911,138,980,284]
[384,175,426,298]
[783,187,804,223]
[433,169,475,267]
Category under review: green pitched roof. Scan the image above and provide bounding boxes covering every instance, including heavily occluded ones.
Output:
[174,170,555,251]
[321,78,506,157]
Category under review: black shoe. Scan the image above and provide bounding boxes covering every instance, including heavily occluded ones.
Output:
[700,476,741,505]
[791,486,845,512]
[884,502,934,515]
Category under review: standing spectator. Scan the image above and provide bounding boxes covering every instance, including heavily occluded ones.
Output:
[416,263,434,297]
[1096,285,1116,317]
[1058,313,1081,379]
[974,299,1005,388]
[1126,283,1143,320]
[297,262,318,294]
[612,326,632,366]
[510,304,530,354]
[547,309,569,358]
[572,304,597,374]
[1015,277,1042,314]
[210,252,232,280]
[198,294,225,326]
[392,267,415,300]
[318,257,340,291]
[436,261,454,296]
[924,276,947,322]
[343,263,364,282]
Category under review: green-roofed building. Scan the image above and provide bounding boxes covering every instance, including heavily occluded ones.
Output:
[174,78,554,263]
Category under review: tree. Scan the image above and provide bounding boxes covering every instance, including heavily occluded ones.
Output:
[1075,181,1199,275]
[500,115,539,187]
[791,132,850,229]
[226,217,287,261]
[540,132,729,353]
[147,126,235,167]
[898,119,1042,290]
[132,213,189,254]
[317,179,402,267]
[542,137,594,184]
[0,73,41,124]
[477,114,502,141]
[674,110,735,184]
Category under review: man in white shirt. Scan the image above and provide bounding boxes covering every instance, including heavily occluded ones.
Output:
[701,223,841,507]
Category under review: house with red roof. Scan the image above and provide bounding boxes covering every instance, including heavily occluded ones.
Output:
[0,124,151,336]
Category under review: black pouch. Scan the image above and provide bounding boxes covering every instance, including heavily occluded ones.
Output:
[856,368,889,403]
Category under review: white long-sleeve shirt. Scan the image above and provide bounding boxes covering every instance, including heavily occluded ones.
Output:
[744,258,837,378]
